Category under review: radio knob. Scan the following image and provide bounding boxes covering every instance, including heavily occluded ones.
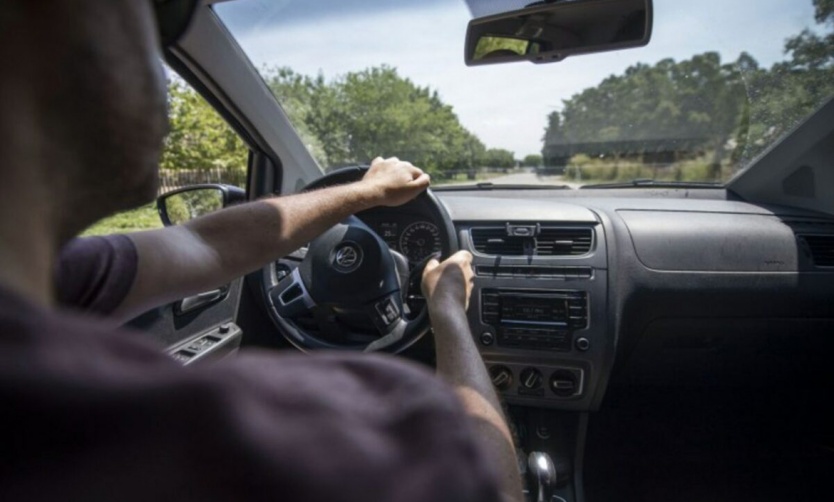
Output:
[550,370,579,397]
[489,365,513,391]
[519,368,543,390]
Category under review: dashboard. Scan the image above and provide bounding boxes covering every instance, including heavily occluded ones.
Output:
[271,185,834,413]
[384,189,834,412]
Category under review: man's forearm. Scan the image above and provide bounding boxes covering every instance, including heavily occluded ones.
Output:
[185,182,379,279]
[431,308,524,502]
[116,182,380,321]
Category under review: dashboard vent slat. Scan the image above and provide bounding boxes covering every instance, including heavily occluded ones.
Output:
[471,227,593,256]
[536,228,593,256]
[470,228,526,255]
[801,235,834,267]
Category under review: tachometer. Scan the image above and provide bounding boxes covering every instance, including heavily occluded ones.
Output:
[399,221,441,263]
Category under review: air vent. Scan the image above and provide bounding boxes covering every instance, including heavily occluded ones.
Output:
[470,226,593,256]
[471,228,527,255]
[800,235,834,267]
[536,228,593,256]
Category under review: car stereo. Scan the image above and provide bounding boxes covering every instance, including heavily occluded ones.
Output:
[481,289,588,351]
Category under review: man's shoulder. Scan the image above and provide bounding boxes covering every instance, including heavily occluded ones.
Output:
[0,294,500,502]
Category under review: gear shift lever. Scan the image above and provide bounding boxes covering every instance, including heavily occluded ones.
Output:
[528,451,557,502]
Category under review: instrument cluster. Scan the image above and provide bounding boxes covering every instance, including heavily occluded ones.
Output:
[360,214,442,263]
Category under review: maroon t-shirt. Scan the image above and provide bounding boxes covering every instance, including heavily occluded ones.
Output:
[0,236,502,501]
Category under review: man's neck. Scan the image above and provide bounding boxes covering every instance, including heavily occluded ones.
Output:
[0,207,57,308]
[0,144,59,308]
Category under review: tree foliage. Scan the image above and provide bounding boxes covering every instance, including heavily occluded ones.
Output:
[523,154,543,167]
[161,80,248,171]
[481,148,516,168]
[542,0,834,180]
[265,65,497,176]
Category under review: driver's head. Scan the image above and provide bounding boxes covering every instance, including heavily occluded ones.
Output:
[0,0,171,241]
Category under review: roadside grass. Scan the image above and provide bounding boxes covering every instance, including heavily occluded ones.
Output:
[563,155,731,184]
[81,204,163,237]
[433,170,515,186]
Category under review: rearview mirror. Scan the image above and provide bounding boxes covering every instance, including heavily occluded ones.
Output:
[157,184,246,226]
[465,0,652,66]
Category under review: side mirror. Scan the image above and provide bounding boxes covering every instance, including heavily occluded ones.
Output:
[157,184,246,226]
[465,0,653,66]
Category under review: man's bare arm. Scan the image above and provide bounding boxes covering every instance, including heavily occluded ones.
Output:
[112,158,428,322]
[422,252,524,502]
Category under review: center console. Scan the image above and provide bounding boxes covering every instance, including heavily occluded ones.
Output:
[456,214,612,412]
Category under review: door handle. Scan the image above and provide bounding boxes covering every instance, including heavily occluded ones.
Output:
[176,286,229,315]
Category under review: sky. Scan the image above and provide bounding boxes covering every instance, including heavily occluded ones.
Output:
[215,0,819,158]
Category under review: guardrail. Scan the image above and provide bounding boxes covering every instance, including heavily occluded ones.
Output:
[158,168,246,195]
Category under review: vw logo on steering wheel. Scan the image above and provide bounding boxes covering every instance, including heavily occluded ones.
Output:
[333,242,363,272]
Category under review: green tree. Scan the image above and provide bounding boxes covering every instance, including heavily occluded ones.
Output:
[523,154,543,167]
[162,79,248,171]
[734,0,834,164]
[543,0,834,181]
[481,148,516,168]
[263,65,497,177]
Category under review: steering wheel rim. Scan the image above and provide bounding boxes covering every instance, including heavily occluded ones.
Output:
[261,166,457,353]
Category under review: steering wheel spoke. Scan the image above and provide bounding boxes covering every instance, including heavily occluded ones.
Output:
[269,268,316,318]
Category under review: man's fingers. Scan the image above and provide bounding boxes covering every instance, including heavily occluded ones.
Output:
[450,250,473,265]
[409,173,431,188]
[372,156,384,165]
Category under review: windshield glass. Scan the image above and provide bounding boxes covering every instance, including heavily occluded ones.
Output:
[216,0,834,188]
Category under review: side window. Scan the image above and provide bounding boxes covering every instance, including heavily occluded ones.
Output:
[82,77,248,236]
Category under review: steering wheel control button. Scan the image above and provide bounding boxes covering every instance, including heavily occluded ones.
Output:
[274,263,291,281]
[518,368,544,396]
[550,370,580,398]
[375,297,400,326]
[332,241,363,273]
[575,337,591,351]
[480,332,495,346]
[489,365,514,391]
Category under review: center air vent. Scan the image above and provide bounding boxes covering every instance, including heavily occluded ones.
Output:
[799,235,834,267]
[471,226,593,256]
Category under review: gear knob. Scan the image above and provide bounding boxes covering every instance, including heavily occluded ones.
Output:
[528,451,557,502]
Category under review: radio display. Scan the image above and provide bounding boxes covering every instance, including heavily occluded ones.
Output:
[500,295,568,323]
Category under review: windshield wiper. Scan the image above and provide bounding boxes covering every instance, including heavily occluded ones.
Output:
[433,182,574,191]
[580,179,723,189]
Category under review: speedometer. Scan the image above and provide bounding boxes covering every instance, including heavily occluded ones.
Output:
[399,221,441,263]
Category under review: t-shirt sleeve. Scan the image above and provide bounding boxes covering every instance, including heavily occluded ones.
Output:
[55,235,138,314]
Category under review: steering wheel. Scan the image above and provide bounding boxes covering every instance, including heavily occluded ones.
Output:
[261,166,457,353]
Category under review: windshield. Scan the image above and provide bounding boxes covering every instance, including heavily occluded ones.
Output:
[216,0,834,188]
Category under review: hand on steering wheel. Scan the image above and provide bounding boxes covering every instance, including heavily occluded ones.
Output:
[362,157,431,207]
[263,164,457,354]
